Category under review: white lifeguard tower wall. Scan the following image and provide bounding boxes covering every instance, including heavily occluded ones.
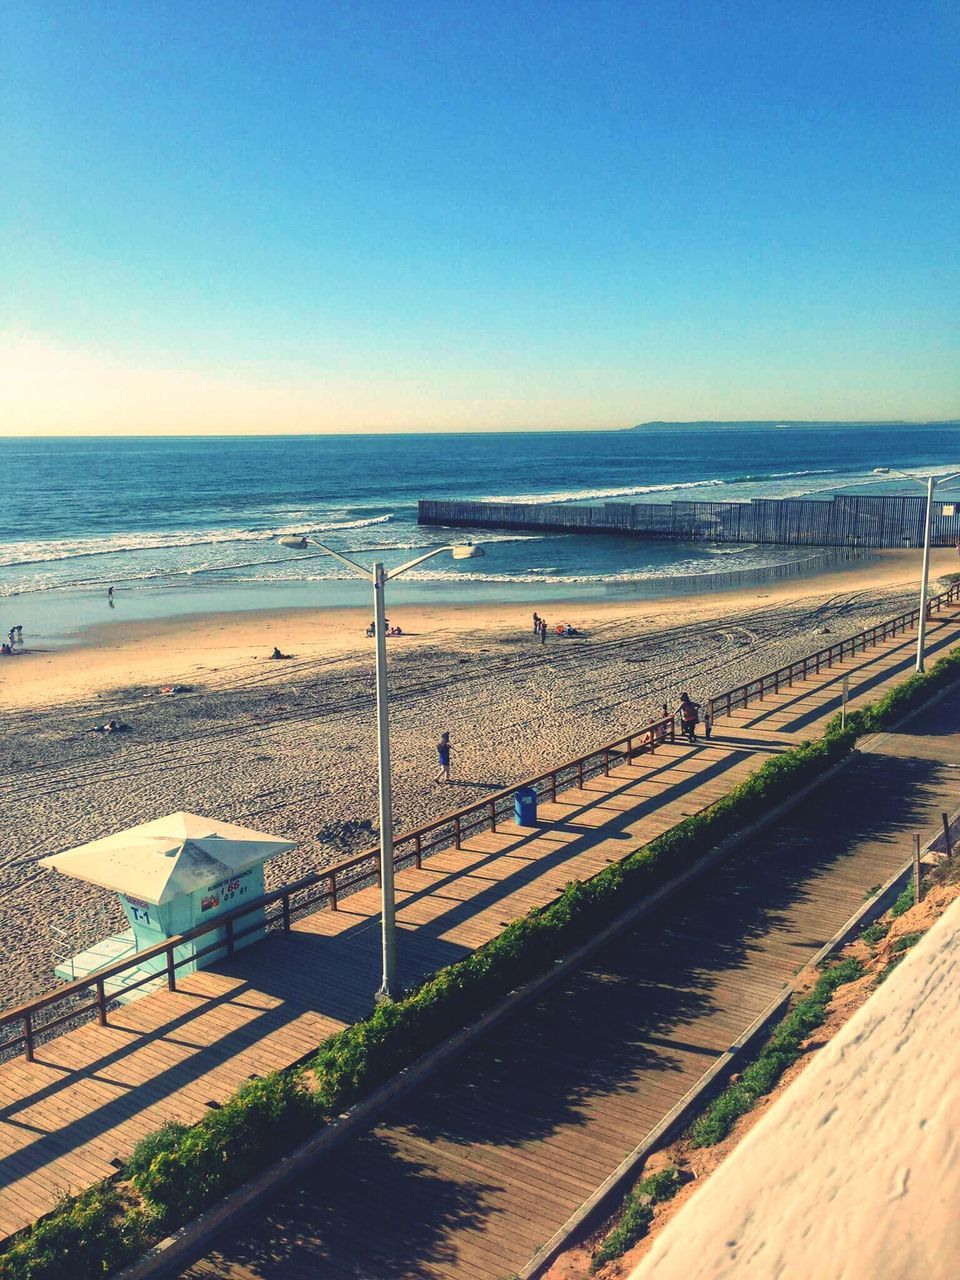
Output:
[41,813,295,1002]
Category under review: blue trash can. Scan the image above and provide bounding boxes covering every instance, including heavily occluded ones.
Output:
[514,786,538,826]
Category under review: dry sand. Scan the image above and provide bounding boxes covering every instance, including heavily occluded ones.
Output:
[0,549,955,1011]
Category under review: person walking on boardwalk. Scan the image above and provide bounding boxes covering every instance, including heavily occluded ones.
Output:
[676,692,701,743]
[434,731,452,783]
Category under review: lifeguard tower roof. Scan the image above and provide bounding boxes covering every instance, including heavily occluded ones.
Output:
[40,811,296,905]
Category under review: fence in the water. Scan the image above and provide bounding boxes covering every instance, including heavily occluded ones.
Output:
[419,494,960,548]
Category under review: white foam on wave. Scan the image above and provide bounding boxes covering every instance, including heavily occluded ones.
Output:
[0,514,395,569]
[478,479,726,504]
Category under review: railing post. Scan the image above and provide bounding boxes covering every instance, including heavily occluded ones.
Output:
[328,874,338,910]
[23,1013,33,1063]
[602,751,609,777]
[627,736,634,758]
[415,833,422,869]
[670,717,676,743]
[454,815,462,849]
[489,800,497,833]
[726,692,731,716]
[282,891,291,931]
[577,759,584,788]
[166,947,177,992]
[551,770,558,800]
[96,977,107,1025]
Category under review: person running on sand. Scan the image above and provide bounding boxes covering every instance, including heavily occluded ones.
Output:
[676,692,701,742]
[434,731,452,783]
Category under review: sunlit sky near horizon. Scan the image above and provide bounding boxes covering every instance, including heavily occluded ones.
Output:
[2,1,958,435]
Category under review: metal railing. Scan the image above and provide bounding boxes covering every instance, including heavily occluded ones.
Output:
[0,714,676,1061]
[4,578,959,1062]
[708,580,960,722]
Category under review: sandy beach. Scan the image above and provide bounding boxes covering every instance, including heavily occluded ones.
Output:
[1,548,956,1011]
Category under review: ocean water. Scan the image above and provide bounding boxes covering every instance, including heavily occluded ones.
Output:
[2,422,959,643]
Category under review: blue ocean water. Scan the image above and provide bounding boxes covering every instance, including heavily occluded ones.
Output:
[2,423,959,642]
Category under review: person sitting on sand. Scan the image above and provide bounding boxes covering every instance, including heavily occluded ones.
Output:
[269,647,293,659]
[0,643,11,656]
[90,719,130,733]
[365,623,375,637]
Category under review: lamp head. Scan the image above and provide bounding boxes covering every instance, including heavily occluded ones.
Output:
[451,543,485,560]
[278,535,309,549]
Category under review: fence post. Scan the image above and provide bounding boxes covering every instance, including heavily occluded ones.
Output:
[454,815,462,849]
[96,977,107,1026]
[551,770,558,800]
[942,813,953,860]
[329,874,338,910]
[913,834,922,905]
[415,832,422,869]
[166,947,177,992]
[489,800,497,833]
[603,750,609,777]
[23,1013,33,1063]
[577,759,584,788]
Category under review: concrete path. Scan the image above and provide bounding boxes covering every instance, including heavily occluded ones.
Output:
[0,613,957,1243]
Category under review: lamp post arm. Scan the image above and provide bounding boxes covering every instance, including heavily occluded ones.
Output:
[302,537,374,580]
[386,545,459,580]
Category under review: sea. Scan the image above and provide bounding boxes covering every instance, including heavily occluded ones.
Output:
[2,422,960,646]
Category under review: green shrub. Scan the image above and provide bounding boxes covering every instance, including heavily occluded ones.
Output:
[132,1072,318,1223]
[861,921,889,945]
[891,885,916,917]
[591,1168,681,1269]
[124,1120,189,1179]
[0,1186,148,1280]
[689,958,863,1148]
[891,931,923,954]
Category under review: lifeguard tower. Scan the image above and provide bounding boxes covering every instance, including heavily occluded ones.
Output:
[41,812,295,1002]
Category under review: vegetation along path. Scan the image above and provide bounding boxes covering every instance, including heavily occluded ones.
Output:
[0,611,957,1246]
[180,644,960,1279]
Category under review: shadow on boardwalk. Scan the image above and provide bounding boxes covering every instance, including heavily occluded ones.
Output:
[181,740,949,1280]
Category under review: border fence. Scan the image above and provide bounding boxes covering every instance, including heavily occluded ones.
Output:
[419,494,960,548]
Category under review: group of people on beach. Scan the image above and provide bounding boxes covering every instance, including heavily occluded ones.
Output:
[365,620,404,637]
[1,625,24,656]
[532,612,579,642]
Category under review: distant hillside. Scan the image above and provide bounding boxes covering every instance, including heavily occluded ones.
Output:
[629,420,958,429]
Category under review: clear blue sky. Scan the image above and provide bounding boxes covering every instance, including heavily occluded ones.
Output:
[2,0,958,432]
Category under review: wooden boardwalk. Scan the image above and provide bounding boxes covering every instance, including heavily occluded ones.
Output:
[0,613,958,1244]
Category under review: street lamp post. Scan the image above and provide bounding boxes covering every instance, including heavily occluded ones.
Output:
[278,534,484,999]
[886,470,960,673]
